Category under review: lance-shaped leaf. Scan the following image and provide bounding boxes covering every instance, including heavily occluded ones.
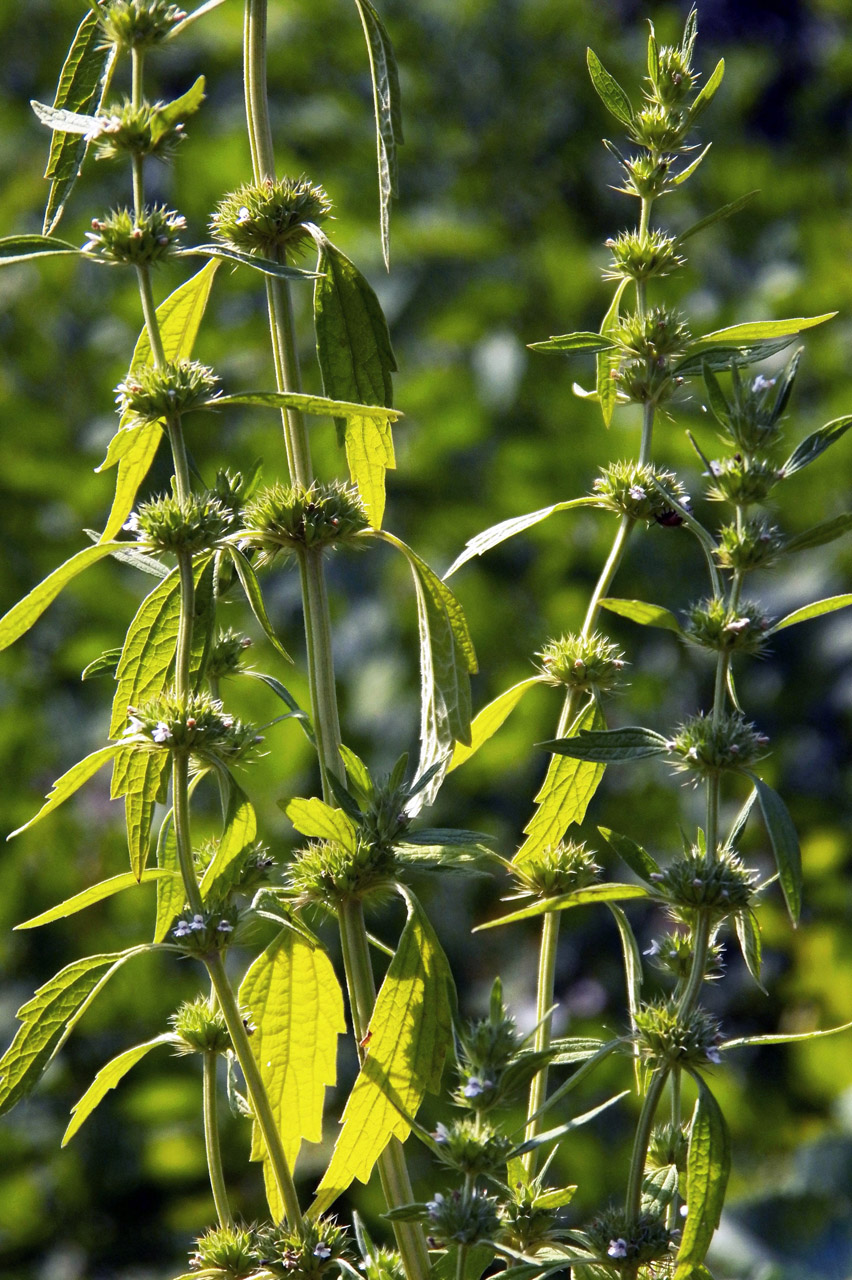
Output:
[225,545,292,662]
[510,1091,628,1157]
[311,887,453,1215]
[674,190,756,246]
[541,725,669,763]
[111,748,171,880]
[528,331,620,354]
[672,142,712,186]
[782,415,852,476]
[733,908,764,992]
[780,512,852,556]
[688,313,835,351]
[608,904,643,1090]
[243,671,315,744]
[99,260,219,541]
[599,597,683,634]
[473,882,648,931]
[515,699,606,864]
[240,927,345,1216]
[8,743,121,839]
[0,234,82,266]
[597,278,630,427]
[16,869,180,930]
[444,498,596,578]
[354,0,403,269]
[598,826,661,883]
[148,75,206,143]
[449,677,540,771]
[178,244,319,281]
[200,779,258,901]
[110,569,180,735]
[168,0,228,38]
[42,9,117,233]
[586,48,633,126]
[313,233,396,410]
[155,808,185,944]
[0,947,155,1116]
[285,797,357,851]
[747,774,802,925]
[771,593,852,633]
[0,541,124,652]
[63,1033,176,1145]
[676,1076,730,1271]
[31,101,99,135]
[688,56,725,123]
[676,334,799,377]
[721,1017,852,1051]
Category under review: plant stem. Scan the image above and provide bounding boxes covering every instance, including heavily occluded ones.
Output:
[298,549,344,796]
[176,551,195,695]
[204,1050,233,1227]
[582,513,635,637]
[624,1065,669,1221]
[522,907,560,1175]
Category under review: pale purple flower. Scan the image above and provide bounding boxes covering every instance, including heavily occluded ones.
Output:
[607,1238,628,1259]
[752,374,775,393]
[463,1077,493,1098]
[152,722,172,744]
[313,1244,332,1259]
[706,1046,722,1065]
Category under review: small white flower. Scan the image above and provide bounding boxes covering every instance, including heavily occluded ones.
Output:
[123,512,140,534]
[463,1076,492,1098]
[706,1046,722,1064]
[217,920,234,933]
[629,484,647,501]
[680,1203,689,1217]
[189,914,206,932]
[426,1193,445,1219]
[236,206,251,224]
[432,1123,451,1144]
[173,920,192,938]
[643,939,661,957]
[152,722,172,744]
[607,1238,628,1259]
[313,1244,332,1259]
[127,715,144,734]
[752,374,776,393]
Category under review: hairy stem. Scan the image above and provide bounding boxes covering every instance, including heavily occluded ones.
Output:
[204,1051,233,1227]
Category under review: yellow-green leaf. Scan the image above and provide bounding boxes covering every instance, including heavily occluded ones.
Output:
[201,780,258,901]
[473,882,648,930]
[16,870,178,930]
[62,1033,174,1145]
[0,542,124,652]
[515,699,605,863]
[111,748,171,879]
[677,1075,730,1269]
[345,411,396,529]
[449,677,540,772]
[9,744,122,839]
[284,797,357,852]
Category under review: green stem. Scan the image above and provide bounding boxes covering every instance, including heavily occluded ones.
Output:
[136,266,167,367]
[206,951,303,1227]
[677,911,711,1017]
[131,49,145,215]
[625,1066,669,1221]
[204,1050,233,1227]
[173,751,203,914]
[522,908,560,1176]
[298,549,344,797]
[337,898,431,1280]
[176,551,195,695]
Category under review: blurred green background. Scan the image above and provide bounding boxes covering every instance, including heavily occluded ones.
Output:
[1,0,851,1277]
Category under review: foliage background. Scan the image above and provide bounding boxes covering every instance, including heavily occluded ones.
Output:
[0,0,851,1277]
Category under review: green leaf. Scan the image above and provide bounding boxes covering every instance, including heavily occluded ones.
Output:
[608,903,644,1092]
[444,499,596,578]
[354,0,404,269]
[430,1245,494,1280]
[449,677,540,771]
[672,141,712,186]
[677,335,798,377]
[311,887,453,1215]
[690,313,835,350]
[99,260,219,541]
[344,410,396,528]
[0,947,152,1116]
[642,1164,679,1216]
[781,512,852,556]
[177,244,319,281]
[111,748,171,879]
[733,909,765,992]
[285,797,357,851]
[474,882,648,931]
[15,870,180,930]
[8,744,121,839]
[243,672,315,743]
[168,0,228,38]
[597,278,630,427]
[528,331,620,354]
[149,75,206,141]
[62,1033,175,1145]
[701,362,731,428]
[110,568,180,735]
[677,1076,730,1269]
[212,390,402,422]
[510,1091,628,1157]
[542,725,669,763]
[782,415,852,476]
[226,545,293,662]
[240,928,345,1214]
[81,647,123,681]
[688,56,725,123]
[674,190,756,246]
[748,774,802,925]
[0,234,81,266]
[31,101,98,135]
[722,1018,852,1051]
[599,597,683,634]
[772,593,852,633]
[598,826,661,883]
[154,809,185,944]
[586,49,634,126]
[199,779,257,901]
[313,234,396,410]
[0,542,124,653]
[42,10,117,233]
[515,699,606,863]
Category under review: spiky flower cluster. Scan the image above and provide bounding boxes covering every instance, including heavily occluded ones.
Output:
[666,711,768,780]
[170,995,230,1054]
[634,998,723,1070]
[207,629,253,680]
[644,929,724,983]
[424,1189,501,1247]
[115,359,218,425]
[652,846,756,917]
[359,1247,406,1280]
[646,1122,689,1174]
[501,1173,575,1252]
[188,1224,257,1280]
[592,462,689,524]
[189,1217,351,1280]
[211,177,332,255]
[241,481,368,563]
[511,841,601,899]
[537,632,626,693]
[706,454,780,507]
[432,1117,514,1177]
[286,837,399,907]
[453,982,550,1112]
[124,490,233,553]
[92,99,186,160]
[615,306,691,362]
[704,360,796,455]
[714,518,783,571]
[124,690,262,762]
[603,229,684,284]
[98,0,186,49]
[84,205,185,266]
[683,596,772,656]
[586,1207,673,1272]
[171,905,240,955]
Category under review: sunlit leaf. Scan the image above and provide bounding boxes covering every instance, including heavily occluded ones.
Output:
[541,725,669,762]
[474,883,648,930]
[772,593,852,632]
[178,244,319,280]
[354,0,404,269]
[515,699,606,863]
[781,512,852,556]
[722,1018,852,1050]
[8,744,121,839]
[0,542,123,652]
[733,909,764,992]
[674,189,755,245]
[313,233,396,409]
[111,748,171,879]
[586,48,633,125]
[285,797,357,851]
[444,499,596,578]
[677,1075,730,1270]
[200,779,258,901]
[226,545,292,662]
[599,597,683,634]
[449,677,540,771]
[528,331,620,353]
[690,313,835,350]
[598,826,660,882]
[597,278,630,426]
[688,56,725,122]
[747,773,802,925]
[63,1034,175,1145]
[0,234,81,266]
[15,870,180,930]
[782,415,852,476]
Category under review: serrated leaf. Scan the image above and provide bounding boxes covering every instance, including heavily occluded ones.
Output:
[672,142,712,186]
[598,826,661,883]
[690,313,835,350]
[444,499,597,578]
[354,0,403,269]
[473,882,648,931]
[177,244,319,280]
[449,677,540,771]
[677,1076,730,1269]
[314,234,396,411]
[8,744,121,839]
[748,774,802,925]
[0,947,152,1116]
[515,699,606,863]
[675,190,756,246]
[15,870,179,930]
[733,909,765,992]
[31,101,98,135]
[111,749,171,879]
[81,647,123,680]
[642,1164,679,1216]
[689,56,725,123]
[344,411,396,528]
[99,260,219,541]
[586,48,633,126]
[311,887,452,1215]
[772,593,852,632]
[528,331,620,353]
[240,927,345,1207]
[63,1033,175,1145]
[285,796,356,851]
[0,234,81,266]
[782,415,852,477]
[42,10,117,233]
[226,545,292,662]
[597,278,630,427]
[542,725,669,763]
[154,810,184,944]
[781,512,852,556]
[110,569,180,735]
[200,779,258,901]
[599,597,683,634]
[0,542,124,652]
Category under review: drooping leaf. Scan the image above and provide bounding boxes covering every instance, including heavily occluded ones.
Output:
[782,415,852,476]
[31,101,99,135]
[240,927,345,1211]
[676,335,799,377]
[0,542,124,653]
[111,748,171,879]
[586,48,634,126]
[515,699,606,863]
[15,870,180,930]
[177,244,319,281]
[354,0,404,269]
[689,313,835,350]
[541,725,669,763]
[226,545,292,662]
[154,810,184,944]
[284,797,357,851]
[8,744,121,839]
[688,56,725,122]
[597,278,630,426]
[473,882,648,931]
[781,512,852,556]
[313,233,396,410]
[721,1018,852,1051]
[243,672,315,743]
[63,1033,175,1145]
[598,826,661,883]
[772,593,852,632]
[677,1076,730,1270]
[748,774,802,925]
[81,647,123,681]
[0,234,81,266]
[0,947,153,1116]
[311,887,453,1215]
[449,677,540,771]
[528,331,620,354]
[599,597,683,634]
[674,189,756,246]
[733,909,765,992]
[42,10,117,233]
[98,424,164,543]
[444,499,597,578]
[344,411,396,528]
[607,903,644,1092]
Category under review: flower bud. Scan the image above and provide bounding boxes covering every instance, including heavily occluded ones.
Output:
[603,229,685,284]
[592,461,689,524]
[241,481,368,564]
[115,359,218,425]
[170,995,230,1054]
[126,490,232,554]
[511,840,601,899]
[211,177,332,256]
[83,205,185,267]
[684,596,772,657]
[634,998,723,1072]
[98,0,187,49]
[667,710,768,780]
[537,633,626,694]
[586,1207,673,1272]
